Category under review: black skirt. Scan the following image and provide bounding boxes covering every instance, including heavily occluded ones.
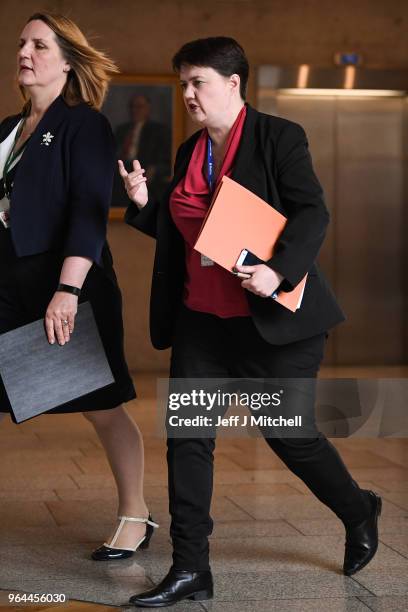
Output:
[0,225,136,419]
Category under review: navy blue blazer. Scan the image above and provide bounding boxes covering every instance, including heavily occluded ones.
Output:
[0,95,115,264]
[126,103,346,349]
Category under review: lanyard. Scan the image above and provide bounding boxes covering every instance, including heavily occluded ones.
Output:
[3,118,29,199]
[207,135,215,193]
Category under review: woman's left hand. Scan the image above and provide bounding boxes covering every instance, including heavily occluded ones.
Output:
[235,264,284,298]
[45,292,78,345]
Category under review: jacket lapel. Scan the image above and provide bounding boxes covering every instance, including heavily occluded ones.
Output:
[0,115,22,143]
[11,96,71,212]
[231,103,277,205]
[17,94,70,160]
[231,103,259,188]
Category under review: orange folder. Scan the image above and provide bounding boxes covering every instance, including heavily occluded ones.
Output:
[194,175,307,312]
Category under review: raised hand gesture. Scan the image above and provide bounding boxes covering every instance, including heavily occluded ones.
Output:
[118,159,148,209]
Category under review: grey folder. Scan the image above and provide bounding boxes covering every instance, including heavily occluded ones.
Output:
[0,301,114,422]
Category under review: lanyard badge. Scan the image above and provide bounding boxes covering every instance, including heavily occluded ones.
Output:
[207,136,215,193]
[200,135,215,267]
[3,118,29,201]
[0,209,10,229]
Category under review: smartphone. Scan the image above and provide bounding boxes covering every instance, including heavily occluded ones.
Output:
[234,248,264,279]
[235,249,279,299]
[236,248,264,267]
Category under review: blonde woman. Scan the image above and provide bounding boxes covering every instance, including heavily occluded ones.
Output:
[0,12,157,559]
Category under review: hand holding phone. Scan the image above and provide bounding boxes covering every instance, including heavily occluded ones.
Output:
[233,249,261,278]
[233,249,283,299]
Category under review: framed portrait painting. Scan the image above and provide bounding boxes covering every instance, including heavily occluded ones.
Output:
[102,75,184,220]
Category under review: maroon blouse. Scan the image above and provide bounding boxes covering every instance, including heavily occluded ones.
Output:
[169,105,250,318]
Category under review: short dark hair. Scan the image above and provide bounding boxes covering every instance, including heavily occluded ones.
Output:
[172,37,249,100]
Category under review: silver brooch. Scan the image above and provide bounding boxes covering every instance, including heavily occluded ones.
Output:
[41,132,54,146]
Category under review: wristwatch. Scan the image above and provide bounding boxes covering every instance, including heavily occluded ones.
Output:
[57,283,81,297]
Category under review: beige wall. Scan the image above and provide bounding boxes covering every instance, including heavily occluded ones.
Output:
[1,0,407,370]
[1,1,408,114]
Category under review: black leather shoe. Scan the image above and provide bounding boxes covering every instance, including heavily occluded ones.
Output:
[128,567,213,607]
[91,513,158,561]
[343,490,382,576]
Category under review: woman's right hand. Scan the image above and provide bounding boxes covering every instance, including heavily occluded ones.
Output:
[118,159,148,208]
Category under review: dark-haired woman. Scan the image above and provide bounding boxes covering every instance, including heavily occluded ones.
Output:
[0,12,157,561]
[122,37,381,607]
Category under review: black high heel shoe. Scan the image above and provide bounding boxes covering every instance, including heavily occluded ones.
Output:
[91,512,159,561]
[343,490,382,576]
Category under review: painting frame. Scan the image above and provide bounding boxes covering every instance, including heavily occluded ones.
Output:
[103,74,185,221]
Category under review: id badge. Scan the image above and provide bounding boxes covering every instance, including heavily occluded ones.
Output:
[0,209,10,229]
[200,254,214,267]
[0,194,11,228]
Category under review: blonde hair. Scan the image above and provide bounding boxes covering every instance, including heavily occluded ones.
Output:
[20,12,119,112]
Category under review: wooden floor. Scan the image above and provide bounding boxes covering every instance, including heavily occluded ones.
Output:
[0,370,407,611]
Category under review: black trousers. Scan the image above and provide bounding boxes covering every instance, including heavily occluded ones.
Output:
[167,305,370,571]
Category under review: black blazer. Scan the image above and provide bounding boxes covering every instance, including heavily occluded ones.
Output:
[0,95,115,265]
[126,103,345,349]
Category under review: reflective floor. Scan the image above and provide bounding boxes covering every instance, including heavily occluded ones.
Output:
[0,371,407,612]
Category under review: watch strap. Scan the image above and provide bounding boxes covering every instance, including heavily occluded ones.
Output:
[57,283,81,297]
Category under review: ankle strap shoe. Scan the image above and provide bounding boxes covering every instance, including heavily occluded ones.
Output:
[91,512,159,561]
